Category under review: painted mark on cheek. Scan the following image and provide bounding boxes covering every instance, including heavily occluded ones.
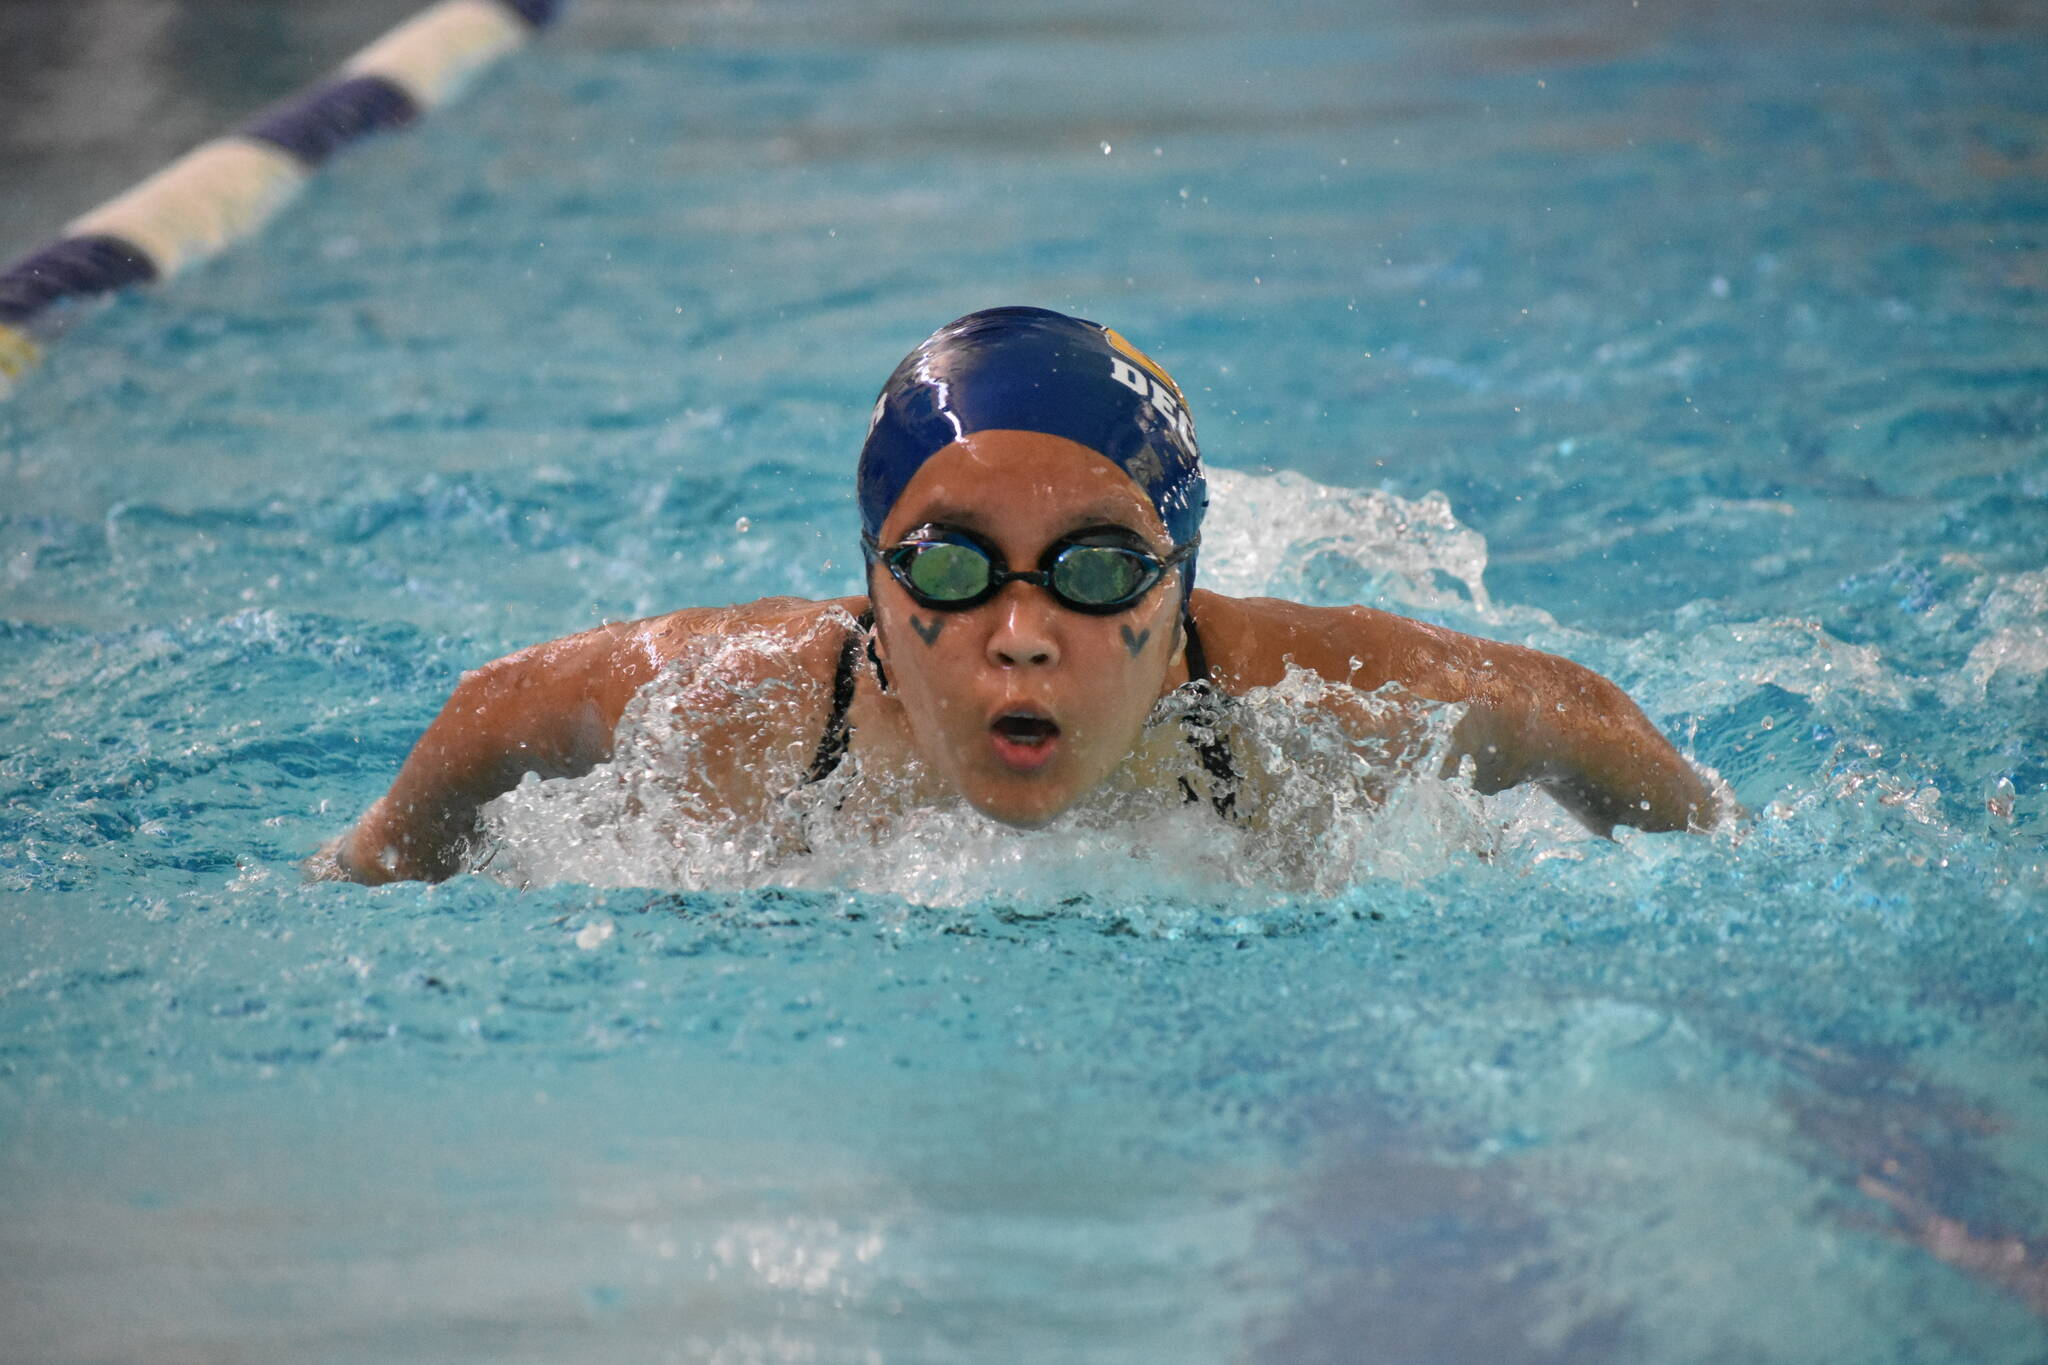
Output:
[1121,624,1151,658]
[911,614,944,646]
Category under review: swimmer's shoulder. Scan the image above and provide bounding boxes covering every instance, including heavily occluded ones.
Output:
[630,595,868,676]
[1189,590,1469,694]
[1196,590,1632,729]
[471,595,869,699]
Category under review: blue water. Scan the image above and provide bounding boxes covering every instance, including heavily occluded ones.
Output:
[4,1,2046,1359]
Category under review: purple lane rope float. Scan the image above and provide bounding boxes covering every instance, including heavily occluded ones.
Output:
[0,0,563,397]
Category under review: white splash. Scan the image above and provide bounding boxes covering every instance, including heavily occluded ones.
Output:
[1949,566,2048,702]
[480,649,1497,901]
[1200,469,1494,614]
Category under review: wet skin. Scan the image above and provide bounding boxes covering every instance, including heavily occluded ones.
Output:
[329,429,1718,883]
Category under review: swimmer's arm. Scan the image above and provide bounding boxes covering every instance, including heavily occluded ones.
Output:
[1455,660,1714,835]
[330,625,665,884]
[1358,611,1717,834]
[1216,597,1716,835]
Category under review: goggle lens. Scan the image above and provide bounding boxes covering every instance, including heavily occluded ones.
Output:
[905,541,991,601]
[1052,546,1150,605]
[869,528,1195,614]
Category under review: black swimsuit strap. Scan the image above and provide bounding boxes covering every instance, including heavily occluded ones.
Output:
[1176,611,1240,818]
[803,609,869,785]
[1182,606,1212,682]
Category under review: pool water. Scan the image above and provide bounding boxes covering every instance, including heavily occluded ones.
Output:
[4,0,2046,1359]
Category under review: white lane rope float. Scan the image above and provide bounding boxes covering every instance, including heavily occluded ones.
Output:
[0,0,563,398]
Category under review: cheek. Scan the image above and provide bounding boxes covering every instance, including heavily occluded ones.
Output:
[1077,607,1178,722]
[1109,616,1162,665]
[1122,591,1182,668]
[877,612,973,721]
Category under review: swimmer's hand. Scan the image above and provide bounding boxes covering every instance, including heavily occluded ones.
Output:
[299,836,352,883]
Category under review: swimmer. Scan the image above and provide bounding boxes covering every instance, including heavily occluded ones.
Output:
[324,306,1718,884]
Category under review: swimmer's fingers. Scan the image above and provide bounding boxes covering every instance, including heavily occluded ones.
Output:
[1699,771,1750,835]
[299,835,352,883]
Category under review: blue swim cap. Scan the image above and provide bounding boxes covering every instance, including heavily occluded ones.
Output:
[857,307,1207,584]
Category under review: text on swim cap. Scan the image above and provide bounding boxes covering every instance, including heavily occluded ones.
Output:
[1108,356,1196,451]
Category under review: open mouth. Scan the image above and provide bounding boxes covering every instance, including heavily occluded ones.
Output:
[990,712,1061,770]
[993,714,1059,746]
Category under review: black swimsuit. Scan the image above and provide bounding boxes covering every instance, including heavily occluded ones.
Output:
[803,609,1239,816]
[802,612,868,785]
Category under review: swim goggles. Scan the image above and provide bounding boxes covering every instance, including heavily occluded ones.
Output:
[861,524,1199,615]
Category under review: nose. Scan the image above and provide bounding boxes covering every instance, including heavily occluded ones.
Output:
[985,582,1061,669]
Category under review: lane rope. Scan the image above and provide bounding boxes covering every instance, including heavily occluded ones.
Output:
[0,0,563,398]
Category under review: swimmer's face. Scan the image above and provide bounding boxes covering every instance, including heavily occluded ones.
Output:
[870,430,1189,827]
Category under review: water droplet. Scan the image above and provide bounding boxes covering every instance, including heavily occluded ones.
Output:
[735,516,751,533]
[1987,776,2017,820]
